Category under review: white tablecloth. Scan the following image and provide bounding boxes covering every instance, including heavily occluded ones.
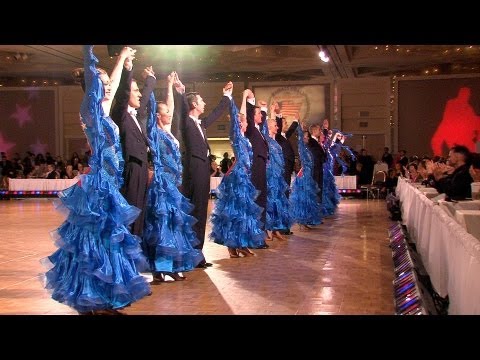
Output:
[9,178,79,191]
[438,200,480,218]
[334,175,356,189]
[455,210,480,240]
[210,177,222,193]
[396,177,480,314]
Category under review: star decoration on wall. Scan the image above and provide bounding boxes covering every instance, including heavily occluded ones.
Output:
[29,138,48,155]
[0,132,16,154]
[10,104,33,128]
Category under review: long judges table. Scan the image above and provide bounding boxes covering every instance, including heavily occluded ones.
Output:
[9,178,79,192]
[334,175,356,189]
[396,177,480,314]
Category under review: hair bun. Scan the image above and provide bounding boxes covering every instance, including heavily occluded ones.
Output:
[72,68,85,83]
[72,68,86,92]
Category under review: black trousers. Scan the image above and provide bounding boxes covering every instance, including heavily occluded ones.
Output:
[251,155,267,228]
[182,156,210,252]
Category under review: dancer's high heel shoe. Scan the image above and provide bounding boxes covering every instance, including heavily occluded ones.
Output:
[163,272,186,281]
[272,231,287,241]
[237,247,255,257]
[79,309,125,315]
[265,230,273,241]
[299,224,313,231]
[228,247,240,258]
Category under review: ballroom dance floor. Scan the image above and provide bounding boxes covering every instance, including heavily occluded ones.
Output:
[0,197,395,315]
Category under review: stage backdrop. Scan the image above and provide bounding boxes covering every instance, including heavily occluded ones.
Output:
[398,77,480,157]
[0,88,57,158]
[252,84,329,125]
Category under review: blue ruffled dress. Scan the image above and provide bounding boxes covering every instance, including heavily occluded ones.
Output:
[209,101,264,249]
[143,94,204,272]
[43,46,151,313]
[289,125,322,225]
[322,137,341,216]
[262,121,291,231]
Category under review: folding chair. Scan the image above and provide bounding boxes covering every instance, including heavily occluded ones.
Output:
[361,170,387,199]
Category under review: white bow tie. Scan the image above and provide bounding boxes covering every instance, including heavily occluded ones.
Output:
[129,109,137,117]
[194,118,202,126]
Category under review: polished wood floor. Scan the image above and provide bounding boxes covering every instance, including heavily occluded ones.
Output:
[0,197,395,315]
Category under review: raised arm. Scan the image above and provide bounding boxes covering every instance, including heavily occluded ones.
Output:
[137,66,157,121]
[111,55,135,122]
[161,71,176,133]
[104,47,136,115]
[240,88,250,116]
[79,45,101,151]
[285,112,299,139]
[245,90,256,138]
[202,81,233,128]
[146,92,158,155]
[230,96,241,145]
[296,123,308,164]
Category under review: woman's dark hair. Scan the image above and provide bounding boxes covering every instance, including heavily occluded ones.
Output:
[72,67,107,93]
[72,68,86,92]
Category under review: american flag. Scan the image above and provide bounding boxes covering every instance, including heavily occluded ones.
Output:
[277,99,303,119]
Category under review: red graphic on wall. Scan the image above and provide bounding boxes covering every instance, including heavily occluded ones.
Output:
[431,87,480,156]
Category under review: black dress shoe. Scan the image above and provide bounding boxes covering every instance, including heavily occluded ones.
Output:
[279,229,293,235]
[153,273,163,281]
[152,273,166,283]
[196,262,213,269]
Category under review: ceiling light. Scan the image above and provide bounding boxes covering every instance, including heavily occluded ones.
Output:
[317,46,330,63]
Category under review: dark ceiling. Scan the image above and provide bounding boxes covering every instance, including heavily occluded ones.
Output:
[0,45,479,87]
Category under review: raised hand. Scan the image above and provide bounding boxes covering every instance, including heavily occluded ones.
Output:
[273,102,280,114]
[223,81,233,96]
[173,72,185,94]
[119,46,136,60]
[142,66,155,79]
[122,47,136,71]
[243,88,253,98]
[258,100,267,108]
[167,71,175,86]
[270,103,276,116]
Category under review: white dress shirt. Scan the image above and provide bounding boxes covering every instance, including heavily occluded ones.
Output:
[127,105,142,133]
[190,115,205,140]
[190,115,209,156]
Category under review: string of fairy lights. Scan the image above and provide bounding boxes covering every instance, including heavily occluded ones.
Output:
[390,76,396,127]
[372,45,480,77]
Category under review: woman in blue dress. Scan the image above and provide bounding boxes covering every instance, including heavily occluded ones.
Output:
[289,124,323,230]
[262,104,291,241]
[143,71,204,281]
[321,131,342,216]
[210,89,264,258]
[43,45,151,315]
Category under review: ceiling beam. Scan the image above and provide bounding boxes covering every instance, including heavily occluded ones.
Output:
[326,45,355,78]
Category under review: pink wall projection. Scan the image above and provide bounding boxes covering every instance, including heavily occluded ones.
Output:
[0,88,56,158]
